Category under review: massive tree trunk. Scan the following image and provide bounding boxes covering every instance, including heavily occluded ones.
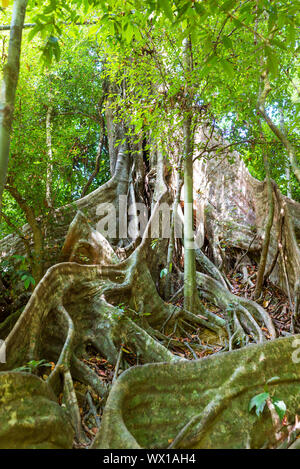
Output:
[0,118,299,448]
[192,125,300,298]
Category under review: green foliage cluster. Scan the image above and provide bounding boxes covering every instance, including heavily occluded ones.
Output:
[0,255,35,290]
[12,358,52,374]
[0,30,110,238]
[249,376,287,422]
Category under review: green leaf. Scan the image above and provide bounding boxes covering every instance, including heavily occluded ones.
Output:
[222,36,233,50]
[287,24,296,46]
[194,3,206,16]
[271,38,287,51]
[123,23,135,43]
[265,46,279,77]
[27,24,42,42]
[232,17,243,29]
[268,11,277,32]
[135,118,143,133]
[176,2,190,21]
[159,0,174,21]
[272,399,286,421]
[220,0,237,12]
[249,392,269,416]
[220,58,234,79]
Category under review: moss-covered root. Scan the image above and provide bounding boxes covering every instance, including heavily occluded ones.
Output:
[0,372,74,449]
[196,272,276,341]
[195,248,230,290]
[92,335,300,449]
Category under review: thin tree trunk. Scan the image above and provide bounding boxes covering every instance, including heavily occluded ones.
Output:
[45,104,53,208]
[183,36,196,312]
[279,108,292,198]
[0,0,28,207]
[253,69,276,299]
[81,128,105,198]
[257,71,300,184]
[285,164,291,199]
[6,184,44,282]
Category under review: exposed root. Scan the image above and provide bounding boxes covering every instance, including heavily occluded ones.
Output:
[71,355,108,398]
[195,272,276,343]
[195,248,230,290]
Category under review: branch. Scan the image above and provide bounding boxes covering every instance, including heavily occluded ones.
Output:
[5,184,44,278]
[257,70,300,183]
[0,19,99,32]
[227,11,270,45]
[0,0,28,206]
[6,184,38,229]
[81,129,106,197]
[58,110,100,122]
[0,209,32,259]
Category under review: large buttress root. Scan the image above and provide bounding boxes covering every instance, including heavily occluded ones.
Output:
[192,127,300,297]
[92,335,300,449]
[0,372,74,449]
[0,198,188,446]
[0,128,299,449]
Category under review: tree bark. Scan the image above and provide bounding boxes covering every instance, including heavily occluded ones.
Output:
[257,71,300,184]
[165,160,183,298]
[45,104,53,208]
[0,0,28,207]
[253,127,274,299]
[183,36,196,312]
[6,184,44,282]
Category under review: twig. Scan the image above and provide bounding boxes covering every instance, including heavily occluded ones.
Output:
[184,341,198,360]
[169,285,184,303]
[233,234,257,273]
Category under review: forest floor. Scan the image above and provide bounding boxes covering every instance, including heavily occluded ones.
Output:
[61,263,293,447]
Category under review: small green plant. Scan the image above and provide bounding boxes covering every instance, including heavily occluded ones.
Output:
[116,303,125,313]
[12,359,52,374]
[19,272,36,290]
[249,376,287,421]
[1,255,35,290]
[151,238,158,250]
[13,255,35,290]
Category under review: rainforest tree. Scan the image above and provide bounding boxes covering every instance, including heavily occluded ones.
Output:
[0,0,299,450]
